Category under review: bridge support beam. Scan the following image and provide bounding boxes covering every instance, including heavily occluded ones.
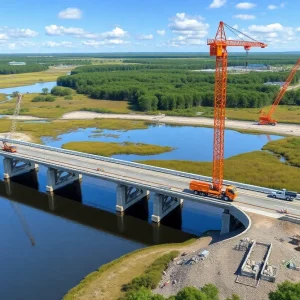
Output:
[116,184,149,212]
[3,157,38,179]
[151,193,183,223]
[46,167,82,192]
[221,209,231,235]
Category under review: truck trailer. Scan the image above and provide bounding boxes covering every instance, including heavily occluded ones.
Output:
[189,181,237,201]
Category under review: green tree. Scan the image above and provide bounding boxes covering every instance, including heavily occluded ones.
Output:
[226,294,241,300]
[124,287,164,300]
[201,284,219,300]
[42,87,48,95]
[269,281,300,300]
[175,287,208,300]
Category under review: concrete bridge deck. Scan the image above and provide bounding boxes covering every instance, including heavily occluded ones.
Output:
[1,139,300,234]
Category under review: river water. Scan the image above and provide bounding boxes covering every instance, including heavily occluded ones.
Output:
[0,81,284,299]
[0,81,57,96]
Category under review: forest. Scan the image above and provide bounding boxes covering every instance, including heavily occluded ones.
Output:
[58,61,300,111]
[0,63,48,74]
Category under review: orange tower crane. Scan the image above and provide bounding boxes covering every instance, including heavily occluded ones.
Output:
[259,58,300,126]
[189,22,267,201]
[207,22,267,193]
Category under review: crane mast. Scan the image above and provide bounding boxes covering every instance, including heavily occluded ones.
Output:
[208,21,267,192]
[259,58,300,125]
[2,93,22,152]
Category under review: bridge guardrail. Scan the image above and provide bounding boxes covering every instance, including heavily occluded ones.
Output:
[2,138,299,198]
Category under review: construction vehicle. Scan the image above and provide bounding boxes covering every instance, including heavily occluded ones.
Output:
[190,181,237,201]
[189,21,267,201]
[271,189,297,201]
[259,59,300,125]
[2,93,22,152]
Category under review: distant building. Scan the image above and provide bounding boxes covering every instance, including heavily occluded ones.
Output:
[264,82,285,87]
[8,61,26,66]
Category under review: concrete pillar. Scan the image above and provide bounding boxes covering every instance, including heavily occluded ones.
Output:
[4,179,11,196]
[151,193,183,223]
[117,213,125,233]
[46,167,82,192]
[47,192,56,212]
[115,184,149,212]
[221,209,231,235]
[3,157,38,179]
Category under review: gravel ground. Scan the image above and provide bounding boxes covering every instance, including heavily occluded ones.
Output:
[153,214,300,300]
[62,112,300,137]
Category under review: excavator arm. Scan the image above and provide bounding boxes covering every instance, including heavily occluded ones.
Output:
[259,59,300,125]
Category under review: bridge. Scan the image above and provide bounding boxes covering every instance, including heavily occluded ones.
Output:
[1,138,300,235]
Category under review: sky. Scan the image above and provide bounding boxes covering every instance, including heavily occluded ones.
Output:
[0,0,299,53]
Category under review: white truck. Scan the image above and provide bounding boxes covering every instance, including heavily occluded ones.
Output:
[271,189,297,201]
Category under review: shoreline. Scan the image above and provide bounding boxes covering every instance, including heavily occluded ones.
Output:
[2,111,297,136]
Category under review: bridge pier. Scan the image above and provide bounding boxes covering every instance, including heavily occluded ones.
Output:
[221,209,231,235]
[3,157,38,179]
[116,184,149,212]
[151,193,183,223]
[46,167,82,192]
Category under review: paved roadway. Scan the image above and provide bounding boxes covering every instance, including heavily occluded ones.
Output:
[2,143,300,218]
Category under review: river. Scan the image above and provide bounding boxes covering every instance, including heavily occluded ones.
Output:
[0,81,284,299]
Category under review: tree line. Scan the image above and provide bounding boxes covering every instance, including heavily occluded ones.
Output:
[58,66,300,111]
[0,64,48,74]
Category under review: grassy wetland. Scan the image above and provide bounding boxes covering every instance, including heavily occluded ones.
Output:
[62,141,173,157]
[138,148,300,192]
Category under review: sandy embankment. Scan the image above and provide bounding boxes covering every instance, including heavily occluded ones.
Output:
[62,111,300,137]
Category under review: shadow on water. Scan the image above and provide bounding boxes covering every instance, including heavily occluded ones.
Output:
[1,175,195,246]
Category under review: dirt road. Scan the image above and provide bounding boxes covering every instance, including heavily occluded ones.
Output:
[62,111,300,137]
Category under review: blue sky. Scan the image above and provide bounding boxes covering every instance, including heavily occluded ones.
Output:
[0,0,299,53]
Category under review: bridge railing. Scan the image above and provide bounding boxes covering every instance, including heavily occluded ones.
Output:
[2,138,299,198]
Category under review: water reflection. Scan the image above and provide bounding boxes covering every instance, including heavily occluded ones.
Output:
[1,176,194,246]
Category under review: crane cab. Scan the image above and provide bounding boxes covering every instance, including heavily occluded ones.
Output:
[224,185,237,201]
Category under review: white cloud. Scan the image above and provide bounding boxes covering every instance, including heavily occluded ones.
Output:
[248,23,284,33]
[101,27,127,39]
[157,30,166,36]
[234,14,256,20]
[0,34,9,40]
[235,2,256,9]
[168,13,209,46]
[137,34,153,40]
[42,41,73,48]
[267,2,286,10]
[0,27,38,38]
[58,8,82,19]
[45,25,127,41]
[82,39,128,47]
[246,23,298,46]
[45,25,85,36]
[268,5,277,9]
[209,0,226,8]
[167,13,209,47]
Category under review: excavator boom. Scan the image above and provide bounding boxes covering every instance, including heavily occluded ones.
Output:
[259,59,300,125]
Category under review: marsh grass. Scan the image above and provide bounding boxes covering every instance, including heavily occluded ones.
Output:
[62,141,174,156]
[138,151,300,192]
[263,137,300,167]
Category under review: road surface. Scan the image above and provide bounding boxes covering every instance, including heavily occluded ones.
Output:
[2,143,300,218]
